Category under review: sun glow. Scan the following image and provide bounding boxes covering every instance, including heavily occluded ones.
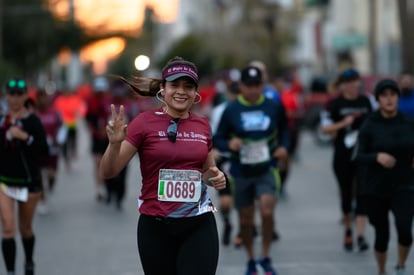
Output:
[80,37,126,74]
[49,0,178,74]
[49,0,178,35]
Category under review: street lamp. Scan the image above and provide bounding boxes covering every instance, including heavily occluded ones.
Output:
[134,55,150,71]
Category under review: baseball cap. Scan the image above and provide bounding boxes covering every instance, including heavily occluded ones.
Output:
[374,79,400,99]
[336,69,360,85]
[162,63,199,85]
[240,66,262,84]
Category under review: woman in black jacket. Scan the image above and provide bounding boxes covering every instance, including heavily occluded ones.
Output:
[355,79,414,275]
[0,78,48,275]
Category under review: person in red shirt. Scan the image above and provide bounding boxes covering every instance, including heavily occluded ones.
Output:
[99,57,226,275]
[278,74,304,186]
[85,77,112,202]
[53,88,86,171]
[103,80,133,209]
[34,89,64,214]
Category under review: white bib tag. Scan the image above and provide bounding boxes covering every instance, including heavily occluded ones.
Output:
[344,130,358,148]
[158,169,202,202]
[1,183,28,202]
[240,140,270,164]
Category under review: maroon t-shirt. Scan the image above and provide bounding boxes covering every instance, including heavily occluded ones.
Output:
[38,107,61,141]
[37,107,62,157]
[125,108,216,217]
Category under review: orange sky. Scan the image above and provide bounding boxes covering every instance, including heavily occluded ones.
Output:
[50,0,178,74]
[50,0,178,34]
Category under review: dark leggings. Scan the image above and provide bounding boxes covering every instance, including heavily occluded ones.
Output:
[104,166,127,204]
[137,212,219,275]
[333,152,363,215]
[365,191,414,253]
[62,128,77,162]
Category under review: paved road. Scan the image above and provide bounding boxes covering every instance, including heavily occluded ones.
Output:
[1,120,412,275]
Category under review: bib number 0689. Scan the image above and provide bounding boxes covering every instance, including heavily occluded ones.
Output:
[158,180,201,202]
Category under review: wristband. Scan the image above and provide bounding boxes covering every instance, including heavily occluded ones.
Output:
[26,135,34,145]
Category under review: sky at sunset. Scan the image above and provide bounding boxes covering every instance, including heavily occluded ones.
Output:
[50,0,178,34]
[49,0,179,74]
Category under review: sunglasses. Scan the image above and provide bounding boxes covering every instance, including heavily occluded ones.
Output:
[7,79,27,89]
[7,89,26,96]
[167,118,180,143]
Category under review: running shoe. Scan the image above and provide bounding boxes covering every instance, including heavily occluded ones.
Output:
[258,257,278,275]
[272,231,280,242]
[96,193,104,202]
[343,229,353,251]
[25,262,34,275]
[245,259,257,275]
[222,223,232,246]
[357,236,369,252]
[393,266,406,275]
[36,201,49,215]
[116,200,123,211]
[234,234,243,248]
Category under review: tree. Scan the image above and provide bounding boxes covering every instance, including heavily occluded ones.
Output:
[1,0,85,78]
[398,0,414,72]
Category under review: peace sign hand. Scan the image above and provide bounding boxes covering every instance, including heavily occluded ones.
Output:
[107,104,128,144]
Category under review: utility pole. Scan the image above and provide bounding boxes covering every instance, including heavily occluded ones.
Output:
[368,0,377,74]
[66,0,82,89]
[398,0,414,72]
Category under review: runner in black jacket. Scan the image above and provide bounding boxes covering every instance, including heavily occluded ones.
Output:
[355,79,414,275]
[0,78,48,275]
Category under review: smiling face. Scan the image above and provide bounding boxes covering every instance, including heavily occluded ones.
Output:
[161,77,197,117]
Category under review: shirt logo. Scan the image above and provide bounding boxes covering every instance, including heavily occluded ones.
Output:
[241,111,270,131]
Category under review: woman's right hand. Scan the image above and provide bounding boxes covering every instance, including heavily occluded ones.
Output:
[107,104,128,144]
[376,152,396,168]
[342,115,355,128]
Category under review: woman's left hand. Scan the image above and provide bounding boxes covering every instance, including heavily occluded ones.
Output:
[204,167,226,190]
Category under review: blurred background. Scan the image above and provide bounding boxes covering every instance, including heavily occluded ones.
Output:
[0,0,413,114]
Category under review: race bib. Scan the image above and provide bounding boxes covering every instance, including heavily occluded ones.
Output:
[240,140,270,164]
[158,169,202,202]
[1,183,28,202]
[344,130,358,148]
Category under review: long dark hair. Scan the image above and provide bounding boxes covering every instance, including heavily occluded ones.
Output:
[115,56,197,97]
[115,75,162,97]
